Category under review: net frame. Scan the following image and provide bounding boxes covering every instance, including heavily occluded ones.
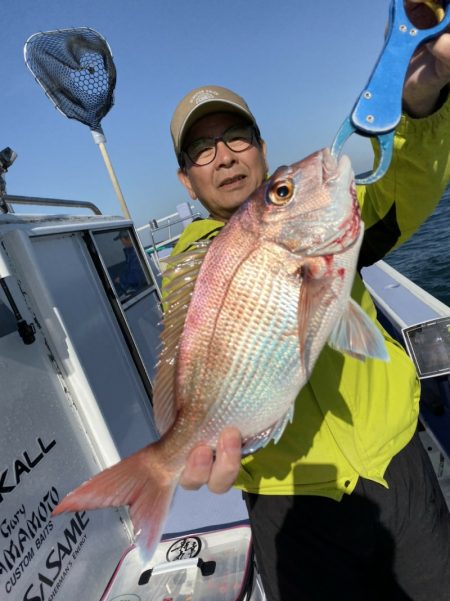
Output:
[24,27,116,132]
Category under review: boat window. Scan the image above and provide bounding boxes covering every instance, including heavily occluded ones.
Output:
[93,228,151,303]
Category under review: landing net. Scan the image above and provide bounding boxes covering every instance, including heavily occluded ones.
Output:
[24,27,116,132]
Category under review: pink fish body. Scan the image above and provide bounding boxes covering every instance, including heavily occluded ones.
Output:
[53,149,387,557]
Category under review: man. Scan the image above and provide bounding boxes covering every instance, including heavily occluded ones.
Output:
[168,3,450,599]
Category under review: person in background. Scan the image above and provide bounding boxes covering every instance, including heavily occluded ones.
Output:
[114,230,146,295]
[167,2,450,599]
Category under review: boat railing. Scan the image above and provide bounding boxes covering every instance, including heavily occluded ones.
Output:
[2,193,102,215]
[0,145,102,215]
[137,203,205,277]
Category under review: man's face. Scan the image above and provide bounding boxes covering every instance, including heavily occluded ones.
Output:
[177,112,267,222]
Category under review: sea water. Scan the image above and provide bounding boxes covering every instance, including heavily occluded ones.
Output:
[385,187,450,307]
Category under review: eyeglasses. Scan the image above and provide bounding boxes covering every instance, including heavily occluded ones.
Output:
[181,124,257,166]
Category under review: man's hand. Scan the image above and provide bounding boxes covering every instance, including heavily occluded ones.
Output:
[403,1,450,117]
[179,427,242,494]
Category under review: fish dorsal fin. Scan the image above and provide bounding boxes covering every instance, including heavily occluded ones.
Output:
[328,298,389,361]
[153,240,211,435]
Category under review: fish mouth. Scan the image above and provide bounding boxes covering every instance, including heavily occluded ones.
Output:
[335,154,361,250]
[309,151,361,255]
[323,148,350,182]
[322,147,339,178]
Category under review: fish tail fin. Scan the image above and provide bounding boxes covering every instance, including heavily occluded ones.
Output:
[52,443,177,557]
[328,298,389,361]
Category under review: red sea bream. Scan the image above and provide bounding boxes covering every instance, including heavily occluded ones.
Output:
[53,148,388,557]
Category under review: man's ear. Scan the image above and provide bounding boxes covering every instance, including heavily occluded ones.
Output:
[260,139,269,176]
[177,168,197,200]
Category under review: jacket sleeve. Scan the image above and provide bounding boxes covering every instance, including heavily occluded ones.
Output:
[356,88,450,268]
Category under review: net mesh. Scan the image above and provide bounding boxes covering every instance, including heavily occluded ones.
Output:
[24,28,116,131]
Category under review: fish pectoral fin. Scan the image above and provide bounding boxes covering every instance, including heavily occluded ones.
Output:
[328,298,389,361]
[52,444,177,559]
[242,405,295,455]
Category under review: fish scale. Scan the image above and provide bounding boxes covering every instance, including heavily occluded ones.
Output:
[182,247,301,442]
[213,264,299,422]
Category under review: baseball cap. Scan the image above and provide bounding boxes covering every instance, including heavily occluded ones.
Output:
[170,85,259,160]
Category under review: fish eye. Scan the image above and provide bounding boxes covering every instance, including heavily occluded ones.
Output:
[268,179,294,206]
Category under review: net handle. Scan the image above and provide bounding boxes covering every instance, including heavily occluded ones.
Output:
[92,130,131,220]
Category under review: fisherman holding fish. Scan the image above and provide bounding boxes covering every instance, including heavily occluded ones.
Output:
[53,2,450,600]
[171,2,450,600]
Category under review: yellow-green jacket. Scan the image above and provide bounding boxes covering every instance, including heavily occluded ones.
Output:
[169,97,450,500]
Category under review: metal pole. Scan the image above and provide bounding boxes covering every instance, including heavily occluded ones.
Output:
[92,130,132,220]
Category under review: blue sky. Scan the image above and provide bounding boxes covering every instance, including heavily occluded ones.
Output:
[3,0,390,227]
